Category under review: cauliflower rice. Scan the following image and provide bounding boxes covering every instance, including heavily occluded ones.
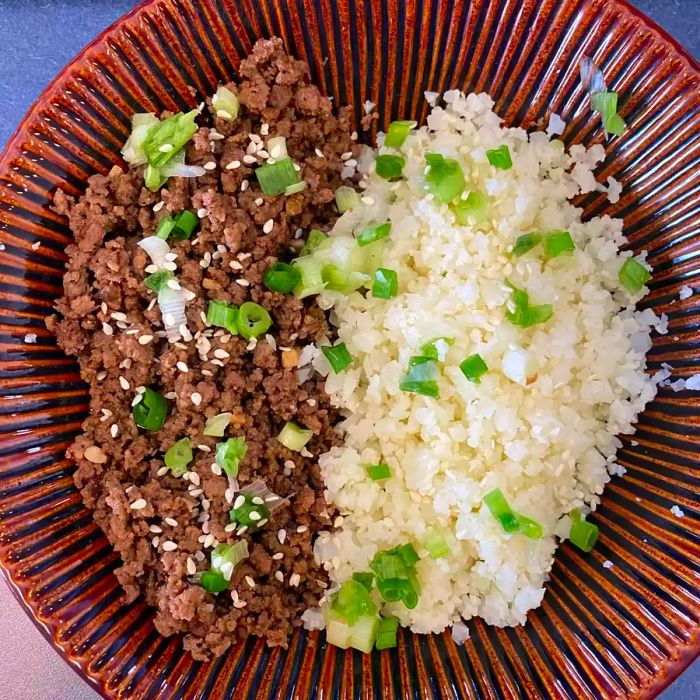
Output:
[308,91,659,635]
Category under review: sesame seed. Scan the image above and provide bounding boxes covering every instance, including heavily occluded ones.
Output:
[235,279,250,287]
[151,536,160,547]
[167,279,182,290]
[165,252,178,262]
[195,551,206,561]
[236,526,248,535]
[186,557,197,575]
[296,525,308,533]
[209,130,224,141]
[274,571,284,582]
[176,361,189,373]
[240,179,249,191]
[130,499,147,510]
[265,495,280,503]
[213,348,230,359]
[111,311,127,322]
[216,109,233,119]
[272,552,284,560]
[224,523,237,532]
[153,201,165,212]
[189,472,201,486]
[119,376,130,390]
[341,151,353,160]
[164,391,177,399]
[110,424,119,438]
[191,392,202,406]
[249,511,262,521]
[202,369,214,377]
[189,488,203,497]
[138,335,154,345]
[252,497,264,505]
[233,495,246,510]
[102,322,114,336]
[197,444,211,453]
[315,148,325,158]
[163,261,178,272]
[145,264,158,274]
[245,575,256,588]
[258,150,269,159]
[149,524,163,533]
[164,517,178,527]
[254,197,264,206]
[211,462,222,476]
[284,460,295,470]
[96,371,107,381]
[246,339,257,351]
[225,160,241,170]
[224,488,234,504]
[277,529,287,544]
[156,467,169,479]
[197,208,208,218]
[203,533,216,548]
[307,399,316,407]
[246,141,257,154]
[233,600,247,609]
[263,219,274,234]
[162,540,178,552]
[242,154,257,164]
[289,573,301,587]
[158,143,174,153]
[229,260,243,271]
[203,161,217,171]
[31,241,41,250]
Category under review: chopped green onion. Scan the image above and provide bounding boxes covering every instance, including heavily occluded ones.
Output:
[370,546,420,609]
[460,354,488,383]
[486,145,513,170]
[357,221,392,247]
[255,157,300,195]
[145,164,166,191]
[367,463,391,480]
[206,300,238,335]
[505,283,553,328]
[143,110,198,168]
[277,422,313,452]
[569,508,599,552]
[237,302,272,340]
[267,136,288,159]
[203,412,232,437]
[170,210,199,240]
[200,570,229,593]
[264,262,301,294]
[132,387,168,431]
[285,181,307,196]
[326,617,352,649]
[424,153,466,203]
[453,191,489,226]
[372,268,398,299]
[328,614,378,653]
[375,616,399,650]
[335,186,360,213]
[352,572,375,590]
[292,256,325,298]
[619,257,652,294]
[605,113,626,137]
[392,543,419,567]
[483,488,520,533]
[591,90,625,137]
[544,231,575,260]
[517,514,544,540]
[211,541,249,576]
[164,437,193,476]
[144,270,174,292]
[399,355,440,398]
[331,579,377,626]
[375,154,405,180]
[215,437,247,477]
[512,233,542,257]
[384,120,417,148]
[424,532,449,559]
[420,337,454,362]
[122,112,159,166]
[156,217,176,240]
[322,263,369,293]
[212,86,239,120]
[229,492,271,529]
[301,229,327,256]
[321,342,353,373]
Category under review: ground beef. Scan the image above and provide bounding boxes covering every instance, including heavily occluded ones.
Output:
[47,38,359,661]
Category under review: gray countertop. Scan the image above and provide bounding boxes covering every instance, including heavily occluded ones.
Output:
[0,1,697,698]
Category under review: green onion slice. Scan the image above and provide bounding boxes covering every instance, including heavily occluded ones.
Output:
[460,354,488,383]
[352,571,375,591]
[277,422,313,452]
[424,532,450,559]
[164,437,193,476]
[255,157,300,196]
[156,217,176,240]
[301,229,328,256]
[321,342,353,373]
[132,387,168,431]
[591,90,626,137]
[264,262,301,294]
[285,181,307,196]
[331,579,377,626]
[486,145,513,170]
[215,437,247,477]
[212,86,239,120]
[143,110,198,168]
[505,282,553,328]
[122,112,159,166]
[512,233,543,257]
[420,337,454,362]
[207,300,238,335]
[375,154,405,180]
[569,509,599,552]
[453,191,489,226]
[483,488,520,533]
[144,270,174,292]
[357,221,392,247]
[375,616,399,650]
[367,463,391,480]
[292,256,325,298]
[399,356,440,398]
[200,570,229,593]
[384,120,417,149]
[203,412,232,437]
[229,493,271,529]
[170,210,199,240]
[544,231,575,260]
[424,152,466,203]
[372,268,398,299]
[237,302,272,340]
[145,164,167,191]
[618,257,651,295]
[335,186,360,213]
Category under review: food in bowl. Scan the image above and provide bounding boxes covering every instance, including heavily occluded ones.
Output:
[48,38,662,657]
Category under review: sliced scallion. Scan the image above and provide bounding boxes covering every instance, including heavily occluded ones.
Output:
[505,283,553,328]
[352,571,375,591]
[203,412,232,437]
[264,262,301,294]
[321,342,353,373]
[144,164,166,191]
[399,356,440,398]
[132,387,168,431]
[420,337,454,362]
[144,270,174,292]
[591,90,626,137]
[618,257,651,295]
[143,110,198,168]
[164,437,193,476]
[331,579,377,626]
[156,217,176,240]
[424,532,450,559]
[512,233,543,257]
[424,153,465,203]
[237,302,272,340]
[277,421,313,452]
[212,86,239,120]
[301,229,327,256]
[544,230,575,260]
[375,154,405,180]
[367,463,391,480]
[292,256,325,298]
[460,354,488,383]
[200,570,229,593]
[375,616,399,650]
[483,488,520,533]
[255,157,300,195]
[357,221,391,247]
[453,190,489,226]
[371,268,398,299]
[215,437,247,477]
[384,120,417,148]
[569,509,599,552]
[335,186,360,213]
[170,210,199,240]
[486,145,512,170]
[285,181,307,195]
[207,300,238,335]
[229,493,270,529]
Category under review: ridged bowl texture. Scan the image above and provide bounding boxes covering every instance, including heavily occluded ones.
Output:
[0,0,698,697]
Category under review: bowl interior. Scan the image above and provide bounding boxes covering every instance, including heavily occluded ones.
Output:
[0,0,699,698]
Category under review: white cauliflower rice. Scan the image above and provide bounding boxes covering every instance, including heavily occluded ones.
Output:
[308,91,660,636]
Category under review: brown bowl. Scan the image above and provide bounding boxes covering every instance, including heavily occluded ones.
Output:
[0,0,698,697]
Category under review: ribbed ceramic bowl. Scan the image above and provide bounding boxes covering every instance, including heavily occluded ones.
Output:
[0,0,698,697]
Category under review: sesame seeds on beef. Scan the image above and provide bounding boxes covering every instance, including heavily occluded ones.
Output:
[48,38,358,660]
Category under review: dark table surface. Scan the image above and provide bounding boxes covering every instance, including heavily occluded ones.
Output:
[0,1,697,698]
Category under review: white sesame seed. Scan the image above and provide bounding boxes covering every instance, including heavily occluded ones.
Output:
[257,150,269,159]
[167,279,182,291]
[254,197,264,206]
[307,399,316,407]
[197,208,208,218]
[233,495,246,510]
[202,499,210,511]
[265,495,281,503]
[263,219,274,234]
[315,148,324,158]
[158,143,174,153]
[31,240,41,250]
[151,536,160,547]
[164,391,177,399]
[147,298,157,311]
[130,499,147,510]
[274,571,284,582]
[149,524,163,533]
[211,462,222,476]
[242,154,257,164]
[252,497,264,505]
[186,557,197,576]
[164,252,178,262]
[162,540,178,552]
[225,160,241,170]
[228,260,243,271]
[245,575,256,588]
[224,523,237,532]
[144,264,159,274]
[249,511,262,521]
[284,460,295,470]
[203,533,216,548]
[163,261,178,272]
[209,130,224,141]
[345,159,358,168]
[102,322,114,336]
[138,335,154,345]
[197,444,211,453]
[100,303,108,314]
[111,311,127,322]
[296,525,308,533]
[176,361,189,373]
[236,526,248,536]
[289,573,301,587]
[189,472,201,486]
[233,600,247,609]
[164,517,178,527]
[246,141,257,155]
[213,348,230,359]
[119,376,130,390]
[110,424,119,438]
[153,201,165,212]
[341,151,353,160]
[235,278,250,287]
[157,466,169,477]
[240,179,249,191]
[246,338,258,351]
[191,392,202,406]
[224,488,234,504]
[189,488,204,497]
[260,123,269,135]
[203,161,217,171]
[96,371,107,381]
[216,109,233,119]
[195,551,205,562]
[277,529,287,544]
[351,131,358,140]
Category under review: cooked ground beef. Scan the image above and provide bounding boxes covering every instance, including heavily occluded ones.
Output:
[47,38,359,660]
